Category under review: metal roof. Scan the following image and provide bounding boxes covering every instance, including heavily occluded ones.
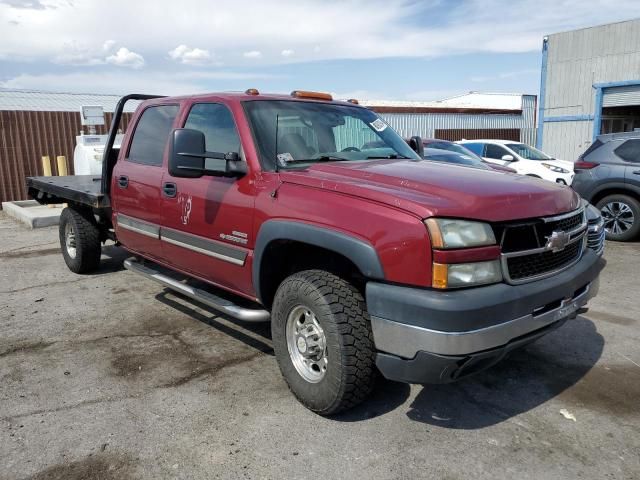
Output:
[0,88,140,112]
[361,92,531,111]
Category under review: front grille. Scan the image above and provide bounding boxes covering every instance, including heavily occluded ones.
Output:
[587,218,605,256]
[497,208,586,284]
[506,240,583,281]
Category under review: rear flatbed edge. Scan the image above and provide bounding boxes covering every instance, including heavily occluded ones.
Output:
[27,175,110,209]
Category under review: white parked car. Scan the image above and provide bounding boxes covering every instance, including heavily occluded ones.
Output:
[457,140,574,185]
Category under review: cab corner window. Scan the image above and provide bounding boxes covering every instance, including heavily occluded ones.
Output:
[127,105,179,166]
[184,103,241,155]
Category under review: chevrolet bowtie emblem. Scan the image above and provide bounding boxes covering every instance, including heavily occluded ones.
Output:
[546,230,570,252]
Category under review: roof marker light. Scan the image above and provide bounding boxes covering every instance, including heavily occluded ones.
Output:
[347,99,359,104]
[290,90,333,101]
[245,88,260,95]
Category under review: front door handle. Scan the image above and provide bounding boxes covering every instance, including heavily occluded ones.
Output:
[117,175,128,188]
[163,182,177,198]
[633,170,640,175]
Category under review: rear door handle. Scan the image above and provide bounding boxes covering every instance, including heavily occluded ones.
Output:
[117,175,128,188]
[163,182,177,198]
[633,170,640,175]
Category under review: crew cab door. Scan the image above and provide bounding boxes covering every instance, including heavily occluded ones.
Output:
[160,102,255,296]
[112,104,180,261]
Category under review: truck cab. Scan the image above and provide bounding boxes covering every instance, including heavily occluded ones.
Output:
[27,90,606,415]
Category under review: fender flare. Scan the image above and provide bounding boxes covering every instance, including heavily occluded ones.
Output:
[253,220,385,303]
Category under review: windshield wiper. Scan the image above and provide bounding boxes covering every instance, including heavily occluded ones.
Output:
[366,154,410,159]
[277,155,352,167]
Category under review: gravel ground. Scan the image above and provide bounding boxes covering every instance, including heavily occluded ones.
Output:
[0,211,638,480]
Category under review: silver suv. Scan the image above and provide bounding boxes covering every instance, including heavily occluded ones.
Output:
[573,132,640,242]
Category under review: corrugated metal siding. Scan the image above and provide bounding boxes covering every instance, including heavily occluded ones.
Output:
[603,85,640,107]
[0,110,131,205]
[378,111,528,139]
[541,19,640,159]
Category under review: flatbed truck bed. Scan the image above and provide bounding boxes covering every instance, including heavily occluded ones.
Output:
[26,175,110,209]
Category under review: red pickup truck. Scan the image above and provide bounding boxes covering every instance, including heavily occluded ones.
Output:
[27,90,605,415]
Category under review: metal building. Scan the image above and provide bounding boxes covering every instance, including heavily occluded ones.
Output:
[362,92,537,146]
[0,89,135,204]
[537,18,640,161]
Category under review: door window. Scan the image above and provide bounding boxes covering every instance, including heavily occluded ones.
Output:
[462,143,485,156]
[184,103,241,154]
[485,144,510,160]
[127,105,179,166]
[614,139,640,163]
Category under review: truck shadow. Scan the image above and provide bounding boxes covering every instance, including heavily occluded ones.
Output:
[337,316,604,425]
[403,316,604,429]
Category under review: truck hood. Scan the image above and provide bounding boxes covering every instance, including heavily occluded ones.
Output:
[279,159,581,222]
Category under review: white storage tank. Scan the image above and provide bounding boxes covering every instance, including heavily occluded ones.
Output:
[73,134,123,175]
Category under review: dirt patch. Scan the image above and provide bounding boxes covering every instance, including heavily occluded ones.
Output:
[0,248,60,260]
[24,454,135,480]
[556,363,640,417]
[109,332,262,388]
[587,310,637,326]
[111,288,128,295]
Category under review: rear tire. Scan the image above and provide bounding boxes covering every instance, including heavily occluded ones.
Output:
[596,194,640,242]
[59,207,101,273]
[271,270,377,415]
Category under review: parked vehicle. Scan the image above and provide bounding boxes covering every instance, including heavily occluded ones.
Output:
[573,132,640,241]
[422,139,517,173]
[27,90,605,415]
[459,139,574,184]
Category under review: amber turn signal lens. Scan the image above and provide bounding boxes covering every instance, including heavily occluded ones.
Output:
[432,262,448,289]
[245,88,260,95]
[290,90,333,101]
[424,218,444,248]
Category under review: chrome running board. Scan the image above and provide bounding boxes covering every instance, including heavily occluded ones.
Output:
[124,258,270,322]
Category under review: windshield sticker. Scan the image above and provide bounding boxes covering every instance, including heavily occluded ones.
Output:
[370,118,387,132]
[277,152,294,167]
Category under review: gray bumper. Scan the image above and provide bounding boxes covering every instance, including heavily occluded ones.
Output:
[366,249,605,360]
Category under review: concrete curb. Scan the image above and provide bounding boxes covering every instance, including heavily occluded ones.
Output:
[1,200,63,228]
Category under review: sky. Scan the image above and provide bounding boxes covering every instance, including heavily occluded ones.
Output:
[0,0,638,101]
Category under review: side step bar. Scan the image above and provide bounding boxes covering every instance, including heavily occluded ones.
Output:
[124,259,270,322]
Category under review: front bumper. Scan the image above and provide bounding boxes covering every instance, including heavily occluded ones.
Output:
[366,249,605,384]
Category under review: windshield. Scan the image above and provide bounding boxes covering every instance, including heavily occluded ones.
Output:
[424,141,484,161]
[243,100,420,170]
[423,148,489,169]
[505,143,552,160]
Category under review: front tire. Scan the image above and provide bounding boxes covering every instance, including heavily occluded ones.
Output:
[596,194,640,242]
[271,270,377,415]
[59,207,101,273]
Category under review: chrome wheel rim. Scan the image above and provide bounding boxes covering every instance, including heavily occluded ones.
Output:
[601,202,635,235]
[286,305,328,383]
[65,222,77,259]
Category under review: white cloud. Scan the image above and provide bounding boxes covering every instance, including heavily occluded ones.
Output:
[243,50,262,59]
[168,44,212,65]
[102,39,116,52]
[281,49,294,57]
[106,47,144,68]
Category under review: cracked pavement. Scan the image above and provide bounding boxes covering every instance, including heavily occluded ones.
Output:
[0,212,639,479]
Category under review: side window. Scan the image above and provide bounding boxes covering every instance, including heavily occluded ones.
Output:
[463,143,484,156]
[485,144,509,159]
[128,105,179,166]
[614,139,640,163]
[184,103,241,154]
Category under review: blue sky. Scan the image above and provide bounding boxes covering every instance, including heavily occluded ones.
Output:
[0,0,638,101]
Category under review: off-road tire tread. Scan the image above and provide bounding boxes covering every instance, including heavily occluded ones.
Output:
[272,270,377,415]
[59,207,101,273]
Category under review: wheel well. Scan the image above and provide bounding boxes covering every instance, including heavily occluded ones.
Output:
[258,240,366,309]
[591,188,640,207]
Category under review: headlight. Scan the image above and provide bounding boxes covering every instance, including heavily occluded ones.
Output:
[425,218,496,249]
[433,260,502,289]
[542,163,569,174]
